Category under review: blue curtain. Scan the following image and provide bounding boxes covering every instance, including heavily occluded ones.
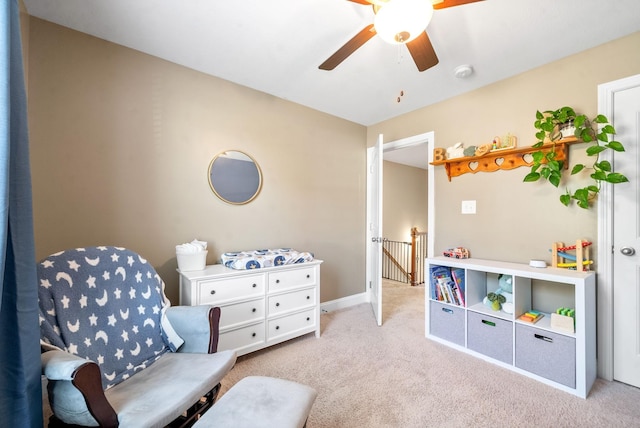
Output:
[0,0,42,426]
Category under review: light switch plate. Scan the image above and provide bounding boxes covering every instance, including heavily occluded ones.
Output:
[461,200,476,214]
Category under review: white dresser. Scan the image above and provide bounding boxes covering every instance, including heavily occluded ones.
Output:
[178,260,322,356]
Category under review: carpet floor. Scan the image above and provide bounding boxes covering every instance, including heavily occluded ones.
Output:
[219,280,640,427]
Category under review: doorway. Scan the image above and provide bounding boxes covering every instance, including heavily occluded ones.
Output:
[598,73,640,386]
[367,132,433,325]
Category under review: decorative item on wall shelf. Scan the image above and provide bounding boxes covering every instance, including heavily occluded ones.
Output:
[523,106,628,209]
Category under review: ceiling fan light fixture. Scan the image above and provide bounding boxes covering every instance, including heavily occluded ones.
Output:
[374,0,434,45]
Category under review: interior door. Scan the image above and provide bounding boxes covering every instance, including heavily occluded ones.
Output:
[612,76,640,387]
[366,134,383,326]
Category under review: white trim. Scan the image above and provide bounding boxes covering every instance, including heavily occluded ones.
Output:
[597,73,640,380]
[321,292,367,313]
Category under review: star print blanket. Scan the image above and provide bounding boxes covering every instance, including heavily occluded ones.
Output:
[38,246,181,390]
[220,248,314,270]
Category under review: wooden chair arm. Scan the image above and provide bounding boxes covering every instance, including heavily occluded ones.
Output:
[71,362,119,427]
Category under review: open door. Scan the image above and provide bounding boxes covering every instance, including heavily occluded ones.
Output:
[366,135,383,326]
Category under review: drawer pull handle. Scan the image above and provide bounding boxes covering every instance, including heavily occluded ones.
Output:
[441,308,453,314]
[276,279,280,284]
[252,332,256,337]
[275,326,280,330]
[306,317,310,321]
[252,283,257,288]
[306,274,310,278]
[534,333,553,343]
[306,296,310,300]
[252,308,256,313]
[276,302,280,307]
[210,290,216,295]
[481,320,496,327]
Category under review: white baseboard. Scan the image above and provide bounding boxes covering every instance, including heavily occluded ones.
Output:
[320,292,367,314]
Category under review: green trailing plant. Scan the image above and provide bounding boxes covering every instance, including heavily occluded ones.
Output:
[523,106,628,209]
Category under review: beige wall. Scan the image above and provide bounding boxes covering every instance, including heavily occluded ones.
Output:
[369,32,640,265]
[27,18,366,304]
[383,161,427,242]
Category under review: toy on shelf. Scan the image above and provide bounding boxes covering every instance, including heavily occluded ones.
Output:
[518,310,544,323]
[483,274,513,313]
[551,307,575,333]
[550,240,593,271]
[443,247,469,259]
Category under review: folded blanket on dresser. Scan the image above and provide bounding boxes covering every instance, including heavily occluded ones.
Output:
[221,248,314,270]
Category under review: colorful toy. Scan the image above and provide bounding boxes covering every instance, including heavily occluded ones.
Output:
[483,274,513,312]
[550,240,592,271]
[443,247,469,259]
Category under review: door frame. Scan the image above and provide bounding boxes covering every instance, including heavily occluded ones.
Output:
[597,73,640,380]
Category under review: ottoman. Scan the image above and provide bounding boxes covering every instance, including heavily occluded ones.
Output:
[193,376,317,428]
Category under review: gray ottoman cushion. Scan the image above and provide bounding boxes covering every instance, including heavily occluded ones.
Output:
[195,376,317,428]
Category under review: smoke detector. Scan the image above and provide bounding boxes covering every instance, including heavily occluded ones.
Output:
[454,64,474,79]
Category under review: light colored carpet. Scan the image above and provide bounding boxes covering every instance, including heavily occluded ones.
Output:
[220,280,640,427]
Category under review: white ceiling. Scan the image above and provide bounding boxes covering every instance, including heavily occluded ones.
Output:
[23,0,640,168]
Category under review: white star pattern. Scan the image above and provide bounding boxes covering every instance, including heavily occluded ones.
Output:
[38,247,174,391]
[86,275,96,288]
[68,260,81,271]
[107,314,117,326]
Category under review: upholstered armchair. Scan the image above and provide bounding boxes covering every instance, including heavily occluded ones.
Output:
[38,246,237,427]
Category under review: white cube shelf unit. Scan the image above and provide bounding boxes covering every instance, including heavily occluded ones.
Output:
[425,256,596,398]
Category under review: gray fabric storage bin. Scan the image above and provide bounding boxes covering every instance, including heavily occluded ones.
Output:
[467,311,513,364]
[429,300,465,346]
[515,323,576,388]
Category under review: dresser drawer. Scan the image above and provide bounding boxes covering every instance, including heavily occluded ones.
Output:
[218,322,265,352]
[268,287,316,315]
[219,298,265,329]
[267,308,316,340]
[268,266,316,292]
[198,274,264,304]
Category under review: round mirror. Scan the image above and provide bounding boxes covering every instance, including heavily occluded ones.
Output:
[208,150,262,205]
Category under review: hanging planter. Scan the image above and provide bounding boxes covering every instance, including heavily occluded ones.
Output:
[523,106,628,209]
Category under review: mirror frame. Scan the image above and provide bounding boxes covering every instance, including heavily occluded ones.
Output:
[207,150,263,205]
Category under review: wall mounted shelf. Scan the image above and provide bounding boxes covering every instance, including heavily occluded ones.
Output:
[431,137,579,181]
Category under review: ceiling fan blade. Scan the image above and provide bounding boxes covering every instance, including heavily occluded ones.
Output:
[319,24,377,71]
[432,0,483,10]
[406,31,439,72]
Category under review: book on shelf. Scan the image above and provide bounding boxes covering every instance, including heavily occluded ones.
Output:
[518,311,544,324]
[429,265,463,306]
[451,268,466,307]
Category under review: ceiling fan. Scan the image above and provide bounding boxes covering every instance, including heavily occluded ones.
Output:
[319,0,484,72]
